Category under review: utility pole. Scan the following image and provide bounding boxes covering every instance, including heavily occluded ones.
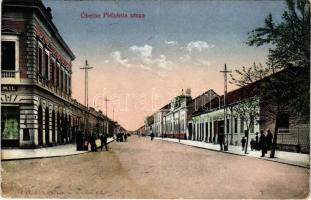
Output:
[220,64,231,151]
[112,108,114,121]
[104,96,110,117]
[104,96,110,134]
[80,60,93,134]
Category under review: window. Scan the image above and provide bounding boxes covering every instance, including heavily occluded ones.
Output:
[60,69,63,90]
[64,73,67,92]
[38,47,43,76]
[205,122,208,137]
[23,128,30,141]
[1,41,15,70]
[240,116,244,133]
[44,53,49,79]
[234,118,238,133]
[50,59,55,84]
[278,113,289,129]
[68,75,71,94]
[56,64,60,88]
[226,119,230,133]
[1,106,19,140]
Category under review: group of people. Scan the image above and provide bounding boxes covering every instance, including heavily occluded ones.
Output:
[76,131,109,152]
[116,132,128,142]
[90,132,109,152]
[247,129,273,157]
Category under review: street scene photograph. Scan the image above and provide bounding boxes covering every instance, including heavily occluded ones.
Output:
[1,0,310,199]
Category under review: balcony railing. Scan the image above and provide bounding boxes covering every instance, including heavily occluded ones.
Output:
[1,70,18,78]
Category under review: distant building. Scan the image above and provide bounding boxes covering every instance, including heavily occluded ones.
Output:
[153,103,170,137]
[191,69,309,152]
[162,94,192,139]
[187,89,219,141]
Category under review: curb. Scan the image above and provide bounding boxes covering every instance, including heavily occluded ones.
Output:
[1,139,115,161]
[157,138,309,168]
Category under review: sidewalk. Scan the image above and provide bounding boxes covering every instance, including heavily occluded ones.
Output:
[1,138,114,161]
[155,137,310,168]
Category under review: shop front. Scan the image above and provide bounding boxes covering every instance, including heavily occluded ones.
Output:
[1,106,20,147]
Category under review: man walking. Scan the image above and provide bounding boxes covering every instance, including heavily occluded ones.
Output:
[218,131,224,151]
[241,136,246,151]
[100,133,109,151]
[266,129,273,151]
[259,130,267,157]
[150,130,155,141]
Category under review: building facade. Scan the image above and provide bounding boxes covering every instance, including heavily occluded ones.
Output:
[153,103,170,137]
[162,94,192,139]
[190,70,309,151]
[1,0,115,148]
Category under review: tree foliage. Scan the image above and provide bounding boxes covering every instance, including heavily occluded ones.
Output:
[231,0,310,157]
[248,0,310,69]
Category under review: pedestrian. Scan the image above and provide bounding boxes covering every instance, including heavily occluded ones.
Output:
[124,133,128,142]
[150,130,155,141]
[83,132,89,151]
[100,133,109,151]
[76,130,84,151]
[266,129,273,151]
[250,138,255,151]
[218,131,224,151]
[90,133,96,152]
[255,132,259,150]
[259,130,267,157]
[120,132,124,142]
[241,136,246,151]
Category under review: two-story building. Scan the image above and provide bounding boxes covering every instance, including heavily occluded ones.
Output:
[162,93,192,139]
[1,0,116,148]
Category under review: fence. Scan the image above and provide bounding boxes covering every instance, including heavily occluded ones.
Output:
[277,126,309,154]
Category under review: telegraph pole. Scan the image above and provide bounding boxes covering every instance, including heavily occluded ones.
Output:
[104,96,110,117]
[104,96,110,134]
[220,64,231,151]
[80,60,93,134]
[112,108,114,121]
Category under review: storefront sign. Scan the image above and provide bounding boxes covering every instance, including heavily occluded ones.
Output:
[1,85,17,91]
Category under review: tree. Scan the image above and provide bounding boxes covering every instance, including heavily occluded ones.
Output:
[231,97,260,154]
[232,0,310,158]
[248,0,310,69]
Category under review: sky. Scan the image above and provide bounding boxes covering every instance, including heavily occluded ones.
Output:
[43,0,285,131]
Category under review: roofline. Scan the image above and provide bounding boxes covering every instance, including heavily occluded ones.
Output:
[3,0,76,60]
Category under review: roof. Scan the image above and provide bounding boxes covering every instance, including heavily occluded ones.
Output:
[3,0,76,60]
[192,67,304,116]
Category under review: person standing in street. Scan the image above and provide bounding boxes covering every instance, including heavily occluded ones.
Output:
[255,132,259,150]
[150,130,155,141]
[90,132,96,152]
[218,131,224,151]
[124,133,128,142]
[259,130,267,157]
[241,137,246,151]
[100,133,108,151]
[266,129,273,151]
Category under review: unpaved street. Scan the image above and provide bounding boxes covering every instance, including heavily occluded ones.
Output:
[1,136,309,198]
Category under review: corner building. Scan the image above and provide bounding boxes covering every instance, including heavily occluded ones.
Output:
[1,0,90,148]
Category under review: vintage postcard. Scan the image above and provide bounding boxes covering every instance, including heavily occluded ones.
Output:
[1,0,310,199]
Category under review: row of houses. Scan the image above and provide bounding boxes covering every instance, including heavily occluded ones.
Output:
[142,69,309,153]
[1,0,120,148]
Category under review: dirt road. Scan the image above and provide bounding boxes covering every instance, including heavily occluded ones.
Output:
[1,136,309,198]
